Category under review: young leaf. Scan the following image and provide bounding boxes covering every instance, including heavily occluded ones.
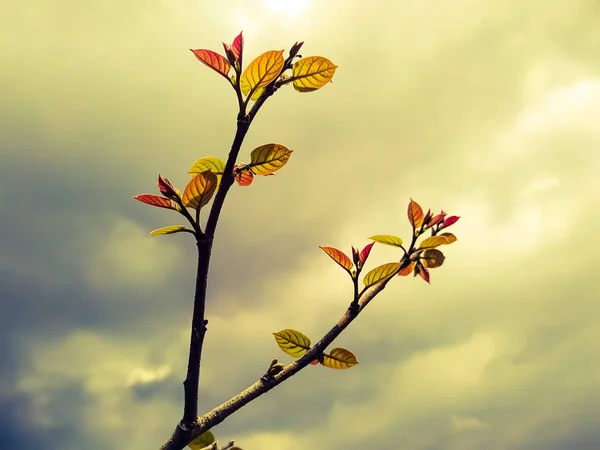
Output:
[408,199,424,231]
[421,233,457,248]
[234,166,254,186]
[369,235,403,247]
[363,262,402,287]
[150,225,190,237]
[421,249,445,268]
[319,246,353,271]
[240,50,285,97]
[231,31,243,60]
[397,262,415,276]
[190,49,231,79]
[322,348,359,369]
[273,329,312,358]
[415,262,430,284]
[182,170,218,210]
[291,56,338,92]
[188,430,215,450]
[249,144,293,175]
[359,242,375,264]
[188,156,226,186]
[133,194,175,210]
[442,215,460,228]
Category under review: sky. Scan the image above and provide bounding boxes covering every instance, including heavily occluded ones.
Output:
[1,0,600,449]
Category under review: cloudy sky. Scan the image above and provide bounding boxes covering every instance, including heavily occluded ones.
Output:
[2,0,600,449]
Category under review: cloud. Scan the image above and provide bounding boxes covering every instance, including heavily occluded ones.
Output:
[1,0,599,449]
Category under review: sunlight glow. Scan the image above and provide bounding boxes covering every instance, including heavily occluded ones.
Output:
[264,0,310,18]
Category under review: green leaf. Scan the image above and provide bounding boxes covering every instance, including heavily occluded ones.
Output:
[188,156,226,186]
[188,430,215,450]
[368,235,403,247]
[150,225,190,236]
[322,348,359,369]
[363,262,402,287]
[249,144,293,175]
[273,329,311,358]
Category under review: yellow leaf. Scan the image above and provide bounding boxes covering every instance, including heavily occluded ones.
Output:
[182,170,218,210]
[291,56,338,92]
[420,233,457,249]
[322,348,359,369]
[368,235,403,247]
[188,430,215,450]
[421,249,445,268]
[440,232,457,244]
[150,225,189,236]
[240,50,285,97]
[273,329,311,358]
[188,156,226,186]
[249,144,293,175]
[319,246,353,271]
[363,262,402,287]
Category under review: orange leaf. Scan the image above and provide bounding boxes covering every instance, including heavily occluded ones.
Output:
[190,49,231,78]
[408,199,424,231]
[397,262,415,276]
[182,170,218,210]
[234,167,254,186]
[291,56,338,92]
[240,50,285,98]
[319,246,353,271]
[133,194,175,210]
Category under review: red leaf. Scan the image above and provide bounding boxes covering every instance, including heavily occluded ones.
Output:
[442,215,460,228]
[359,242,375,265]
[415,263,430,283]
[156,174,179,200]
[133,194,174,210]
[231,31,243,60]
[429,211,446,227]
[408,199,424,230]
[190,49,231,78]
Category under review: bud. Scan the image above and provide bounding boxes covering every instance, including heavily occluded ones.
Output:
[222,43,237,66]
[289,41,304,59]
[351,246,360,265]
[156,175,180,201]
[423,208,433,227]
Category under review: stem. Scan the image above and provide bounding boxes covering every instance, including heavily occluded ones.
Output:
[182,237,212,426]
[159,276,393,450]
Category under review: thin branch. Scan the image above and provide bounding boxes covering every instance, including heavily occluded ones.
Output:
[158,269,399,450]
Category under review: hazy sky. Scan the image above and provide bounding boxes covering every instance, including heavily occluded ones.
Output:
[2,1,600,449]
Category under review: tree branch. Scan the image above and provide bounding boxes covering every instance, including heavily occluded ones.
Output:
[159,267,401,450]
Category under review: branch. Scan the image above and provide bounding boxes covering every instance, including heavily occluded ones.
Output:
[159,269,399,450]
[180,49,302,429]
